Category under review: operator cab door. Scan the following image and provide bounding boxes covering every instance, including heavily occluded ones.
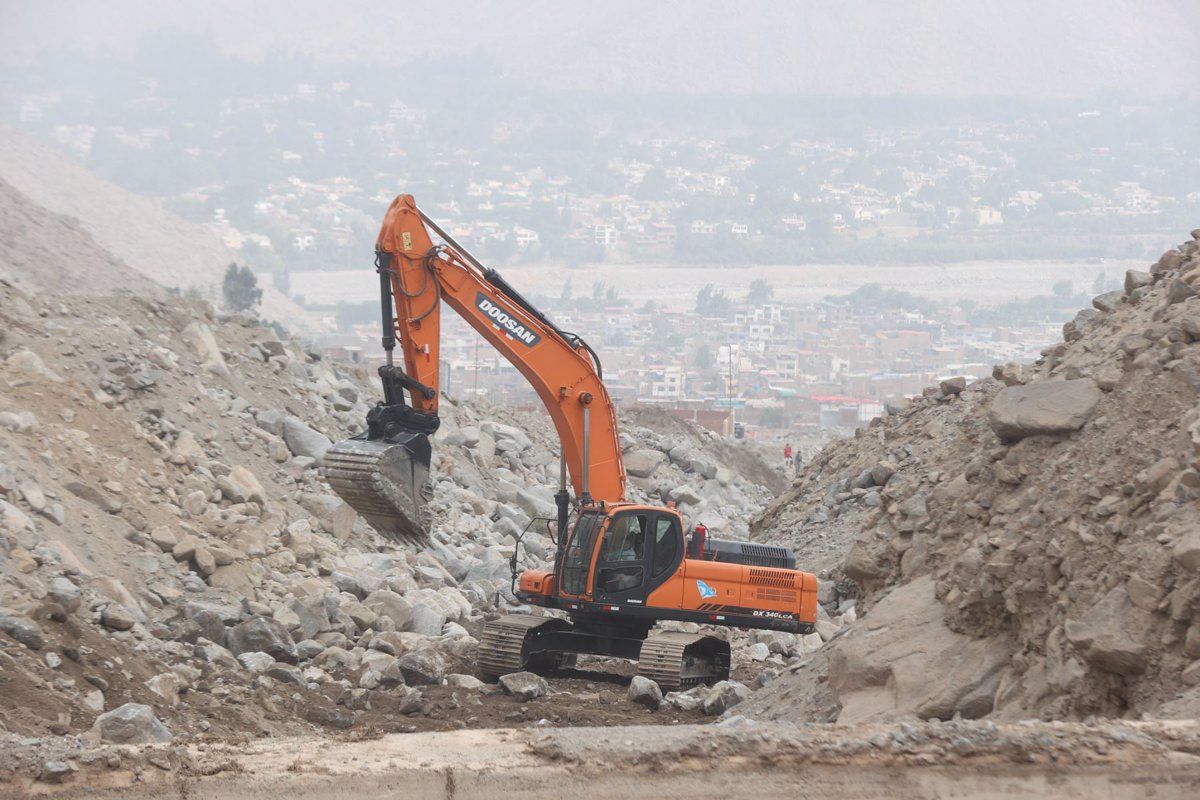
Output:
[593,510,683,605]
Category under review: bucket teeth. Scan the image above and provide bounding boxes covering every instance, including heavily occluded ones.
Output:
[323,437,431,545]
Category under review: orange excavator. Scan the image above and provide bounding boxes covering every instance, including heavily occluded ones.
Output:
[325,195,818,689]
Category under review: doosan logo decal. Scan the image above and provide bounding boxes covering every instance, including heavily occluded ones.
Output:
[696,579,717,599]
[475,292,541,346]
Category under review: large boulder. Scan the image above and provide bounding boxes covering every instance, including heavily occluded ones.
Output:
[987,379,1100,442]
[226,616,297,664]
[281,416,332,460]
[1064,587,1150,676]
[397,649,446,685]
[824,577,1009,724]
[624,449,668,478]
[1174,531,1200,573]
[90,703,172,744]
[702,680,750,715]
[499,671,549,701]
[363,589,413,630]
[0,611,44,650]
[627,675,663,709]
[219,466,267,505]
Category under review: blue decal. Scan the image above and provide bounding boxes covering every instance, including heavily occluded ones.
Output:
[696,579,717,599]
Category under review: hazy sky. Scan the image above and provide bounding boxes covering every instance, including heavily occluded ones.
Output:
[2,0,1198,98]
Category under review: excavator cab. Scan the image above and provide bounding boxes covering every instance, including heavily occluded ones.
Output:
[551,506,684,604]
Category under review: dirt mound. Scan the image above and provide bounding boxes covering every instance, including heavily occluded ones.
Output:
[0,178,160,297]
[747,229,1200,723]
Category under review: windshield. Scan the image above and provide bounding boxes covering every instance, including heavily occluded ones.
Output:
[559,512,603,595]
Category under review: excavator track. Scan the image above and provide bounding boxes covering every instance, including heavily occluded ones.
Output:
[636,632,730,693]
[478,615,570,679]
[323,438,431,545]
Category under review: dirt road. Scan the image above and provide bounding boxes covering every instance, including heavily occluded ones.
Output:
[7,719,1199,799]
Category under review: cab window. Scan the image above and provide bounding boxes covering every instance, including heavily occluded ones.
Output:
[652,517,679,577]
[560,512,602,595]
[601,514,646,562]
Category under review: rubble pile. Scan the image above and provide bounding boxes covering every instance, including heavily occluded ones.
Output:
[0,271,776,741]
[743,228,1200,724]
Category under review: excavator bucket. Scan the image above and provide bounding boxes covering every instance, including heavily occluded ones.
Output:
[323,431,432,545]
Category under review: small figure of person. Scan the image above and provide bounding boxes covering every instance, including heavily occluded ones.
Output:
[783,442,794,471]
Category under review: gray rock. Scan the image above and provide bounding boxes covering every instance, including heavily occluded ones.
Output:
[397,649,446,685]
[408,603,449,637]
[145,673,182,707]
[627,675,663,709]
[1167,279,1198,305]
[314,645,360,672]
[281,416,332,460]
[669,485,703,506]
[664,686,709,712]
[499,671,549,701]
[869,461,896,487]
[624,449,668,478]
[1092,290,1124,313]
[1124,269,1153,294]
[285,596,332,641]
[91,703,171,744]
[0,611,44,649]
[227,616,297,663]
[363,589,413,630]
[1174,531,1200,572]
[396,685,424,714]
[939,377,967,395]
[331,571,364,598]
[255,409,285,437]
[702,680,750,715]
[987,380,1100,443]
[748,641,771,660]
[101,604,137,632]
[39,760,75,784]
[265,663,305,685]
[48,577,81,612]
[1065,587,1149,676]
[295,639,326,661]
[194,638,239,668]
[149,526,177,552]
[237,652,276,673]
[884,397,912,416]
[447,673,486,691]
[184,608,227,645]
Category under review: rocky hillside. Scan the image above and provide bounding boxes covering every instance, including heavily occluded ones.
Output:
[0,126,309,326]
[0,272,779,742]
[742,228,1200,725]
[0,178,160,298]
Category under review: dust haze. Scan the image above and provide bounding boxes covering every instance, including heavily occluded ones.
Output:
[2,4,1200,799]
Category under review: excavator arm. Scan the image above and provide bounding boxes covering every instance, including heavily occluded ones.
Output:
[325,194,627,543]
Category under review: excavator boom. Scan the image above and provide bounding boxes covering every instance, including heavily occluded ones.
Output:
[325,195,627,544]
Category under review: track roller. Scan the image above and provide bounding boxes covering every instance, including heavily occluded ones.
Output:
[477,615,572,679]
[636,632,730,693]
